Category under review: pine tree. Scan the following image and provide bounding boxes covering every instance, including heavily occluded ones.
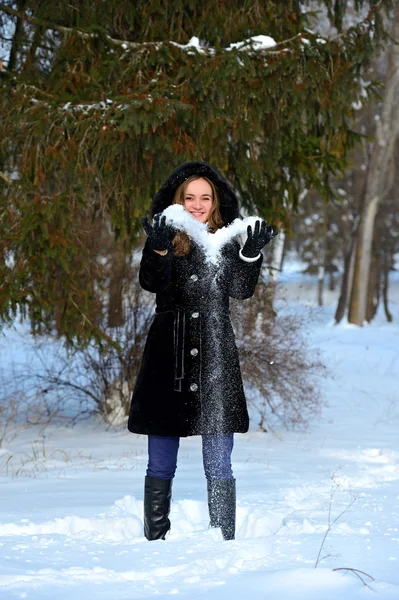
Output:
[0,0,393,343]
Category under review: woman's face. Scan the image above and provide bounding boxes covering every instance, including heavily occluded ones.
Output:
[183,178,213,223]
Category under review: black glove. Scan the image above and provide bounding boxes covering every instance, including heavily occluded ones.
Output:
[241,220,276,258]
[142,213,173,252]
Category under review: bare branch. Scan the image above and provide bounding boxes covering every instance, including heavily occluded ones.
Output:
[333,567,375,590]
[332,567,375,581]
[315,477,357,568]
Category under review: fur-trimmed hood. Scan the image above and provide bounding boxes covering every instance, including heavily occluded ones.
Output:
[151,162,239,225]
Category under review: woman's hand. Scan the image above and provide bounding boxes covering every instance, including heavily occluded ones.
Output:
[142,214,173,253]
[241,220,276,258]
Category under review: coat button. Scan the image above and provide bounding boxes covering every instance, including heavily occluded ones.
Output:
[190,274,198,282]
[191,311,199,318]
[190,383,198,392]
[190,348,198,356]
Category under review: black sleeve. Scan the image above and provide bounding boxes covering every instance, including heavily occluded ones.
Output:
[138,239,173,293]
[224,240,263,300]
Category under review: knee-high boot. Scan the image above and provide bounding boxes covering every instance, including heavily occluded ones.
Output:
[144,476,172,540]
[207,478,236,540]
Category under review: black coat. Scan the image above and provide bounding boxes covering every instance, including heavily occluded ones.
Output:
[127,162,263,437]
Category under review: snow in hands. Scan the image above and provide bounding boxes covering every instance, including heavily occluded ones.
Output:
[160,204,270,264]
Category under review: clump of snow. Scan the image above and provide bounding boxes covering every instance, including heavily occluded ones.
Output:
[0,514,142,541]
[352,100,363,111]
[227,35,276,51]
[171,36,208,54]
[171,35,276,54]
[160,204,264,264]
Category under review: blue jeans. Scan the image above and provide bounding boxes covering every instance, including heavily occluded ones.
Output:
[147,434,234,481]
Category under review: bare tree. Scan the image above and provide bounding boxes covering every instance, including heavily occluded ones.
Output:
[347,2,399,325]
[231,276,326,432]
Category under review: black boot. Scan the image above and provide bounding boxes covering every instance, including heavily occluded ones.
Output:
[144,476,172,541]
[207,478,236,540]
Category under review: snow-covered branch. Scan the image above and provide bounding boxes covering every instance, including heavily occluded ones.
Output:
[171,35,277,55]
[0,3,279,54]
[0,2,331,59]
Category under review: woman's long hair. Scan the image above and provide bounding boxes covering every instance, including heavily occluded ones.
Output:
[171,175,223,256]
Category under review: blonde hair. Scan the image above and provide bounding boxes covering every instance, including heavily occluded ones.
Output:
[171,175,223,256]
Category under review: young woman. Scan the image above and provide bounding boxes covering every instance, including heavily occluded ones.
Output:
[128,162,275,541]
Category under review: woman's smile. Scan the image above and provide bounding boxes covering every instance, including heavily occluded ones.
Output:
[189,209,206,220]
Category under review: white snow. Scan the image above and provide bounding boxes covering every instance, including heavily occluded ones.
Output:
[226,35,277,51]
[171,34,276,54]
[170,36,207,55]
[1,266,399,599]
[161,204,264,263]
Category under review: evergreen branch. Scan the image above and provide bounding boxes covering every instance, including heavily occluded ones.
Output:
[0,5,323,57]
[67,296,113,344]
[0,3,95,41]
[0,3,160,49]
[0,1,292,58]
[0,171,13,185]
[17,83,54,99]
[0,2,386,58]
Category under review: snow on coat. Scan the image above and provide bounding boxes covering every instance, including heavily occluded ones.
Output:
[128,162,265,437]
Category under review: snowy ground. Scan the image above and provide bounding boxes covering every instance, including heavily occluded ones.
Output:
[1,272,399,599]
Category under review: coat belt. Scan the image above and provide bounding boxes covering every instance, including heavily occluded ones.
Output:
[173,308,185,392]
[156,307,186,392]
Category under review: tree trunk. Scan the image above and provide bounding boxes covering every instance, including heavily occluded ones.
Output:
[317,265,324,307]
[267,229,285,317]
[348,197,379,324]
[7,0,29,71]
[269,229,285,285]
[382,255,393,322]
[328,266,335,292]
[365,253,380,322]
[23,25,44,72]
[347,4,399,325]
[317,216,327,307]
[335,218,358,323]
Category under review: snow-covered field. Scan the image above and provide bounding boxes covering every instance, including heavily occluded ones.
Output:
[1,272,399,599]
